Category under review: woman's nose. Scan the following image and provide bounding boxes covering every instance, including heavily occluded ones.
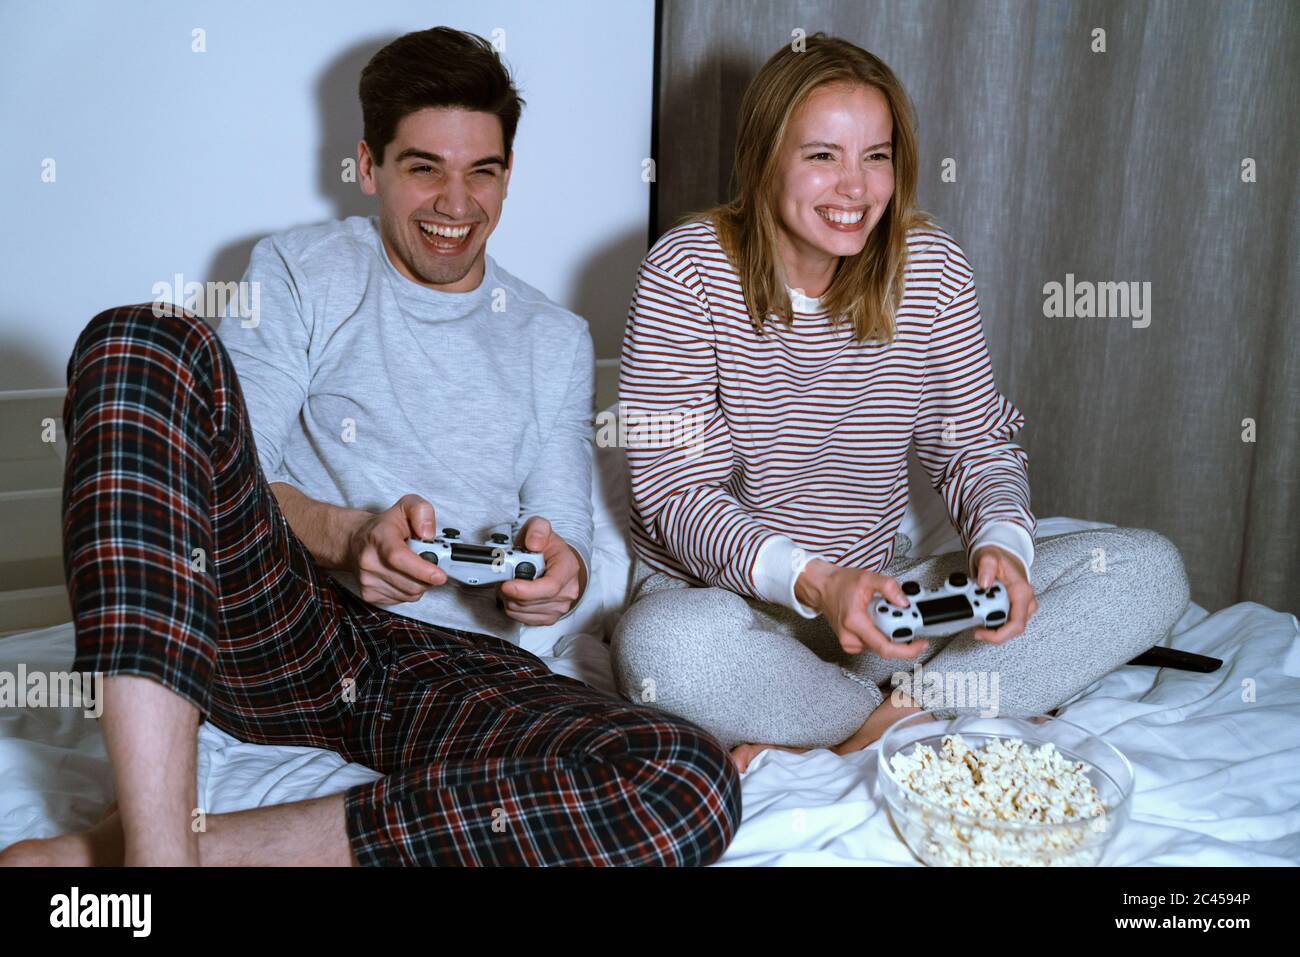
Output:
[837,168,867,199]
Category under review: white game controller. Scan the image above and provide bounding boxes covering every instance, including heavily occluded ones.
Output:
[871,572,1010,643]
[406,528,544,586]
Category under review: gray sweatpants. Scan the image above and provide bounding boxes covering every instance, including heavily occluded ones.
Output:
[610,527,1191,752]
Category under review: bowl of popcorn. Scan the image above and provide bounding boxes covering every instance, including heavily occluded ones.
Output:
[877,713,1134,866]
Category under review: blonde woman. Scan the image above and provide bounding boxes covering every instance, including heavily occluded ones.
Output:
[612,34,1190,772]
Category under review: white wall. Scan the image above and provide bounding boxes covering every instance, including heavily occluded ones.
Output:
[0,0,654,388]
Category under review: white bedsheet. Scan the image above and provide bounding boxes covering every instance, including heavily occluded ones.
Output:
[2,517,1297,866]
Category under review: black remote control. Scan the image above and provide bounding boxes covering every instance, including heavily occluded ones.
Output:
[1126,646,1223,673]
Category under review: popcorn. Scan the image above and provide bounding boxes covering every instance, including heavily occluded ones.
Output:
[886,733,1108,866]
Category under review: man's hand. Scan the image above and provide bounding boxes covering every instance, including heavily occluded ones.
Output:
[346,494,448,605]
[497,516,586,626]
[794,560,930,660]
[969,545,1038,643]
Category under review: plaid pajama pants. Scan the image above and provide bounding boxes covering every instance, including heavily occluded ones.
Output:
[61,304,742,866]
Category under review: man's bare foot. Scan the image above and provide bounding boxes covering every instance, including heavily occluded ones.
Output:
[0,793,355,867]
[729,742,812,773]
[0,801,123,867]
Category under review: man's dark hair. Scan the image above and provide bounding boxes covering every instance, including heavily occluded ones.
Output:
[359,27,525,165]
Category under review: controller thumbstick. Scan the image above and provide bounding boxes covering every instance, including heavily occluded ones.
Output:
[515,562,537,580]
[442,528,459,538]
[489,533,509,545]
[902,581,921,596]
[948,572,968,588]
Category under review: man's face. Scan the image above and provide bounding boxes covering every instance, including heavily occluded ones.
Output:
[359,107,511,292]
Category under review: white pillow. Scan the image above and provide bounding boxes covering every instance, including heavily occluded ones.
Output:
[514,406,633,656]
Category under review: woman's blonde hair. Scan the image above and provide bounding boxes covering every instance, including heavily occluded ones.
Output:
[690,33,934,342]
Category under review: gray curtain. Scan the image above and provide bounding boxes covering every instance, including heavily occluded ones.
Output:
[650,0,1298,614]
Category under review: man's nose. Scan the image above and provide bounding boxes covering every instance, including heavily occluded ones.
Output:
[435,174,474,219]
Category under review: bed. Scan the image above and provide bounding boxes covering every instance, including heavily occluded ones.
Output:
[2,375,1297,865]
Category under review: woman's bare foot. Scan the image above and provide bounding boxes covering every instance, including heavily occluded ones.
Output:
[727,692,938,772]
[832,692,935,756]
[729,742,812,773]
[0,801,123,867]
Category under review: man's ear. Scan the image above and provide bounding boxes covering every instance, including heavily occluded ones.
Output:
[357,139,378,196]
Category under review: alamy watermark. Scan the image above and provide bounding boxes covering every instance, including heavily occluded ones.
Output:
[1042,273,1151,328]
[50,887,150,936]
[890,661,1000,717]
[595,402,710,459]
[0,665,103,718]
[152,274,261,327]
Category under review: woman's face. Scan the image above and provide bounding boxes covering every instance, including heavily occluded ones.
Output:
[773,82,895,282]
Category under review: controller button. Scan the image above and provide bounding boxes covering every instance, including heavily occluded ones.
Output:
[948,572,967,588]
[988,586,1000,596]
[902,581,921,596]
[878,605,888,613]
[891,610,903,617]
[975,587,985,595]
[893,628,912,640]
[442,527,460,538]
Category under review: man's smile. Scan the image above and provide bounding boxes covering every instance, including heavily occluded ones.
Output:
[417,219,478,255]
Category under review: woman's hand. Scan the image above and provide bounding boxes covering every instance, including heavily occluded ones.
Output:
[794,560,930,660]
[969,545,1038,643]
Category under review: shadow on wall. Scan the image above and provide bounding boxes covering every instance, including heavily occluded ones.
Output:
[0,342,63,391]
[204,35,397,317]
[572,226,647,359]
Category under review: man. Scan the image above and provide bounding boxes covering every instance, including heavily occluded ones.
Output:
[1,26,740,866]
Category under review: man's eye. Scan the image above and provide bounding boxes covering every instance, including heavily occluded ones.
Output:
[472,168,497,177]
[411,165,434,174]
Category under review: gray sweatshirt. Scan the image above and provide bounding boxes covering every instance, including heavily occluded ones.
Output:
[215,215,594,640]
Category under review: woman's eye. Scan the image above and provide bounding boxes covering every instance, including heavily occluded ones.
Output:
[871,152,892,162]
[808,152,833,161]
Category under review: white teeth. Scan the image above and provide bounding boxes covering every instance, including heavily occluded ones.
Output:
[419,222,471,240]
[818,207,865,225]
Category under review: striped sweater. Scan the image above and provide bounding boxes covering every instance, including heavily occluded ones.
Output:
[618,217,1037,611]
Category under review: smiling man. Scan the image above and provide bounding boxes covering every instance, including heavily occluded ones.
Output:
[239,36,591,639]
[2,27,740,868]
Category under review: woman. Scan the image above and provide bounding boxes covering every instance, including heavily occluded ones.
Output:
[612,34,1190,772]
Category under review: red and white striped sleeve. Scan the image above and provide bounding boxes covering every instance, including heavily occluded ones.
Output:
[619,245,778,597]
[912,240,1037,576]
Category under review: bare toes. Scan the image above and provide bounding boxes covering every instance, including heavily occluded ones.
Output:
[0,838,55,867]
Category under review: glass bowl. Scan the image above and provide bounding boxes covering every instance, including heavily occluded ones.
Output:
[877,713,1134,866]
